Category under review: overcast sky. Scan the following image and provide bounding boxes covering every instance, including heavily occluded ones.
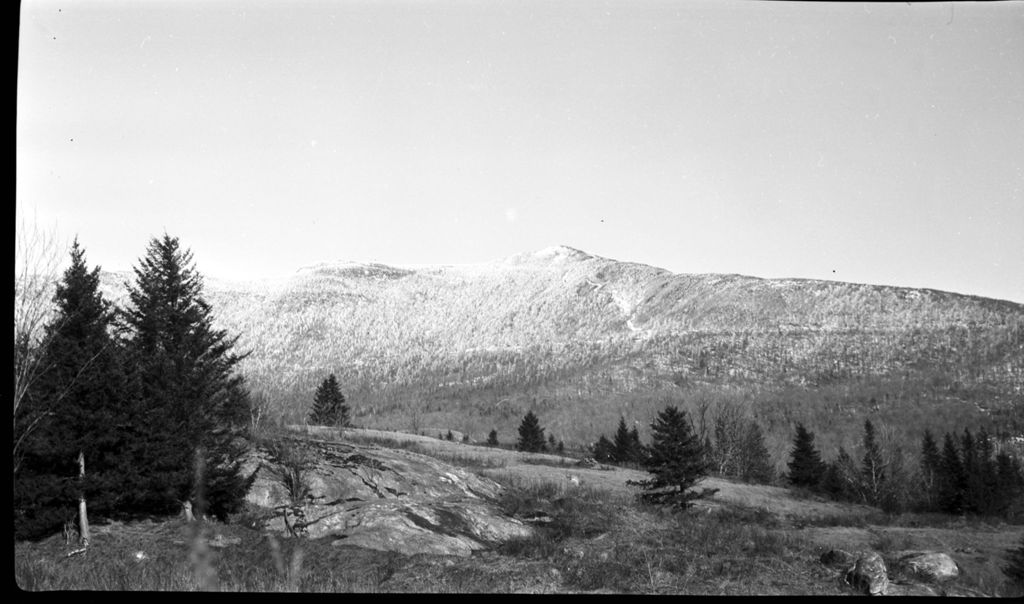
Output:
[17,0,1024,303]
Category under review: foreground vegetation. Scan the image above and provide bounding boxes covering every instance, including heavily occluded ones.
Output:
[16,431,1024,595]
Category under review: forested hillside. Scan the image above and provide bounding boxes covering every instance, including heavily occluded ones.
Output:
[97,245,1024,463]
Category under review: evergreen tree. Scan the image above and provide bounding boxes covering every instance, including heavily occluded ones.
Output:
[516,411,546,452]
[548,433,558,452]
[820,447,857,501]
[973,428,998,515]
[486,429,499,447]
[121,234,252,520]
[630,406,714,509]
[920,430,942,510]
[960,429,979,513]
[738,421,774,484]
[938,432,966,514]
[309,374,349,427]
[592,435,615,462]
[446,430,454,441]
[995,451,1024,516]
[629,426,647,465]
[14,241,133,539]
[787,423,825,488]
[613,416,634,464]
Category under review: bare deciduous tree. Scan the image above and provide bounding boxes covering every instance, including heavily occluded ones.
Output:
[13,217,65,473]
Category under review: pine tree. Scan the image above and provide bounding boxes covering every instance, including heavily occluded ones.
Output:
[938,432,966,514]
[738,421,774,484]
[920,430,942,510]
[547,433,557,452]
[121,234,252,520]
[486,429,499,447]
[516,411,546,452]
[613,416,634,464]
[960,429,980,513]
[787,423,825,488]
[309,374,349,427]
[629,426,646,465]
[630,406,714,509]
[592,435,615,462]
[995,451,1024,516]
[14,241,132,540]
[820,447,857,501]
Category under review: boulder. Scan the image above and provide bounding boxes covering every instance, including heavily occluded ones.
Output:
[845,551,889,596]
[241,437,532,557]
[893,551,960,583]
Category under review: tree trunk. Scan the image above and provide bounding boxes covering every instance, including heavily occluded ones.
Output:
[77,451,90,547]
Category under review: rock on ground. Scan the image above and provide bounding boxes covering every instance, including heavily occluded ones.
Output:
[892,551,960,583]
[240,437,532,557]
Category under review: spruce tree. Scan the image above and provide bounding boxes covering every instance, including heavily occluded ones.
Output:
[920,430,942,510]
[14,240,132,540]
[613,416,633,464]
[820,447,856,501]
[121,234,252,520]
[629,426,646,465]
[487,429,499,447]
[630,406,714,508]
[960,429,979,513]
[995,452,1024,516]
[592,435,615,462]
[938,432,966,514]
[787,423,825,488]
[738,421,774,484]
[309,374,349,427]
[516,411,546,452]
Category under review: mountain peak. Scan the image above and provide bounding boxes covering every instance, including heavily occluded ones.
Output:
[506,245,596,265]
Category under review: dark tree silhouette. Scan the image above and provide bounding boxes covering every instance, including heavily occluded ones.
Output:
[14,240,132,540]
[516,411,546,452]
[938,432,965,514]
[309,374,349,427]
[787,423,825,488]
[592,435,615,462]
[920,430,942,509]
[486,429,499,447]
[630,406,715,508]
[122,234,253,520]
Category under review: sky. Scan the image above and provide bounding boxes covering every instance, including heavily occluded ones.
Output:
[16,0,1024,303]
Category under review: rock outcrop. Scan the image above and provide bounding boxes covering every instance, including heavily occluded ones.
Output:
[240,437,532,557]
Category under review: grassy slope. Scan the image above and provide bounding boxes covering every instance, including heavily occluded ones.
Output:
[17,428,1023,594]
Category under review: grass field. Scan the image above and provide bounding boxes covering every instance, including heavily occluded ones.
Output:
[15,426,1024,594]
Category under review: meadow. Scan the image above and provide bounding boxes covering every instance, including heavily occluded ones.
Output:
[16,427,1024,595]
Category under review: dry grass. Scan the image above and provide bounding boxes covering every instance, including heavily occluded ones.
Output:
[16,427,1023,594]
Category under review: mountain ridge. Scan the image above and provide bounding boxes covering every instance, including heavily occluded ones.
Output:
[94,245,1024,460]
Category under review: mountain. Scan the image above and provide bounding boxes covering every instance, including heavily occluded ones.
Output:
[97,245,1024,460]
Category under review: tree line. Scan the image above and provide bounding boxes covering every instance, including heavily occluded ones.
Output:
[787,420,1024,518]
[14,235,253,540]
